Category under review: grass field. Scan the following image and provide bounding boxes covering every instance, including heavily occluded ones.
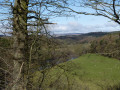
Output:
[33,54,120,90]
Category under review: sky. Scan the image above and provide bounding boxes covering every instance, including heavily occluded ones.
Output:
[49,15,120,34]
[48,0,120,34]
[0,0,120,35]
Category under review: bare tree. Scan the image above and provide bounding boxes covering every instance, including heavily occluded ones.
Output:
[83,0,120,24]
[64,0,120,24]
[2,0,120,89]
[0,0,71,89]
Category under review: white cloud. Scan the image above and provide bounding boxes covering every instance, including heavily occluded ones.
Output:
[49,21,120,34]
[104,22,119,27]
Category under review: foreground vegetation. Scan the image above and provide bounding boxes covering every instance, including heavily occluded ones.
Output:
[1,32,120,90]
[32,54,120,90]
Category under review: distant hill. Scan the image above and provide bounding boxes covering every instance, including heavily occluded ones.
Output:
[55,32,109,39]
[54,33,82,37]
[0,35,4,37]
[55,32,109,44]
[55,32,108,37]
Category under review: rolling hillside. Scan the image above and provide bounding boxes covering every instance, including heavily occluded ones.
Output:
[33,54,120,90]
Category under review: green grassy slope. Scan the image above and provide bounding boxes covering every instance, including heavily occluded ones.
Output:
[33,54,120,90]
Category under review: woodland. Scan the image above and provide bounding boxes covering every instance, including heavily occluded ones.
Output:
[0,0,120,90]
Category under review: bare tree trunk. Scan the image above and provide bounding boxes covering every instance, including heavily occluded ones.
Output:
[11,0,29,89]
